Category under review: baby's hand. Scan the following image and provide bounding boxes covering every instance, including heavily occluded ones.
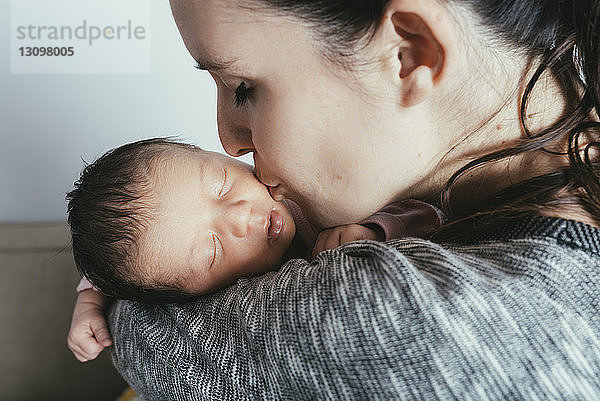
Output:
[311,224,383,259]
[67,289,113,362]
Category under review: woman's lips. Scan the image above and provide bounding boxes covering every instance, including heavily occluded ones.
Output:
[266,209,283,244]
[268,185,284,201]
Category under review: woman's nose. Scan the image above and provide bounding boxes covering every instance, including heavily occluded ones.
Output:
[219,126,254,157]
[216,93,255,157]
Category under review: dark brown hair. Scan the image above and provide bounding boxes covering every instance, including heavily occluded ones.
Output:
[248,0,600,237]
[67,138,202,303]
[437,1,600,238]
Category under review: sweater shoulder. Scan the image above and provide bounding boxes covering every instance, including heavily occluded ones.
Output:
[108,219,600,400]
[328,232,600,322]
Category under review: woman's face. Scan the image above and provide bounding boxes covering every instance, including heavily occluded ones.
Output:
[169,0,446,229]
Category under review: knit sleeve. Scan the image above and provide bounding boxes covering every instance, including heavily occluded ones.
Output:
[107,240,442,400]
[107,237,600,400]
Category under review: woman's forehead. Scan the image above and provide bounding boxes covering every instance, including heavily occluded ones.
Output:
[170,0,310,70]
[170,0,267,42]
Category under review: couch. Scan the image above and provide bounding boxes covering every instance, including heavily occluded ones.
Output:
[0,222,127,401]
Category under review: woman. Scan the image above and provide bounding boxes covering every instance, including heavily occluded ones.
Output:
[105,0,600,399]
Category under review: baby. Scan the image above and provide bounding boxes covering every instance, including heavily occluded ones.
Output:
[66,138,443,362]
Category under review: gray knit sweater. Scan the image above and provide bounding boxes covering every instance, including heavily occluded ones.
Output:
[107,216,600,400]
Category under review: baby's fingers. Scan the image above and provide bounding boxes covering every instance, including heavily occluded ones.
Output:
[311,230,340,259]
[67,331,104,362]
[73,344,103,362]
[90,317,113,347]
[311,231,330,259]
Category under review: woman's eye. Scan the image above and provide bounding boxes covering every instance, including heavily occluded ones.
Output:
[217,168,227,198]
[233,82,252,107]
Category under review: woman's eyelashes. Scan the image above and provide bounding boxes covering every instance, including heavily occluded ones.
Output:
[209,72,252,108]
[233,82,252,107]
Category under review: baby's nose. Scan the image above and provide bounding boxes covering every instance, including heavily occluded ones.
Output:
[226,200,251,239]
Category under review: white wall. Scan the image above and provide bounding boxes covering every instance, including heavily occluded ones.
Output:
[0,0,244,222]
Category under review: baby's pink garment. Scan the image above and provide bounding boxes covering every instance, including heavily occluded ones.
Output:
[358,199,445,241]
[281,199,318,247]
[284,198,444,245]
[76,199,444,293]
[77,277,95,292]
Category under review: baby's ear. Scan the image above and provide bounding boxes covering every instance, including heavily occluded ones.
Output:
[374,0,458,107]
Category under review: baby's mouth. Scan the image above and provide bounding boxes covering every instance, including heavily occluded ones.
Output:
[266,209,283,244]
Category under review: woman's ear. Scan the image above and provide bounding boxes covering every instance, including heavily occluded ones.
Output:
[375,0,458,107]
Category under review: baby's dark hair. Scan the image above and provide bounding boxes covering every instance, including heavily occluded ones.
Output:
[67,138,201,304]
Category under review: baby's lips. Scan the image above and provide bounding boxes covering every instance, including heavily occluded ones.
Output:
[266,209,283,243]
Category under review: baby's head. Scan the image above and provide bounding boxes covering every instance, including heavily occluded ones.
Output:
[67,138,296,303]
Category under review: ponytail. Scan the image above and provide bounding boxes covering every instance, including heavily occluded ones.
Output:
[562,2,600,221]
[569,2,600,110]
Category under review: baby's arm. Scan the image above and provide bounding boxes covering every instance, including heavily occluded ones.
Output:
[357,199,444,240]
[67,280,113,362]
[311,224,381,259]
[311,199,443,259]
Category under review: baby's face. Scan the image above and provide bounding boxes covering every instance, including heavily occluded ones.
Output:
[139,148,296,294]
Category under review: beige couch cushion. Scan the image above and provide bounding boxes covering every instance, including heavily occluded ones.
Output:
[0,222,126,401]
